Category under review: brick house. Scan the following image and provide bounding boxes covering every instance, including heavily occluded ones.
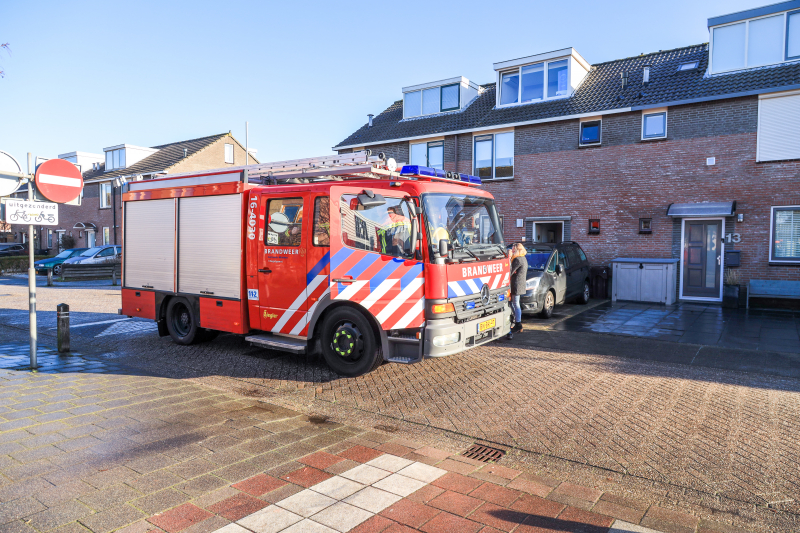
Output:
[7,133,256,253]
[334,1,800,303]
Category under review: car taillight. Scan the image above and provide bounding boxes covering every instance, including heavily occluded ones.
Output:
[431,303,455,314]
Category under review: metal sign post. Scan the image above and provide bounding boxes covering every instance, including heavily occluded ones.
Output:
[27,153,37,370]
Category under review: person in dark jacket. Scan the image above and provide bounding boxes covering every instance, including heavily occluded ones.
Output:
[509,243,528,333]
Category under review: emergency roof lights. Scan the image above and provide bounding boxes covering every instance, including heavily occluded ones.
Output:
[400,165,482,185]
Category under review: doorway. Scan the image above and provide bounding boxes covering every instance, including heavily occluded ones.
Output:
[533,221,563,243]
[87,230,96,248]
[681,219,723,301]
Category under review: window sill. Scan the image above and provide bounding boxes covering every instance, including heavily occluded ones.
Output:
[769,261,800,266]
[99,206,112,210]
[482,177,514,182]
[578,143,601,148]
[640,136,667,142]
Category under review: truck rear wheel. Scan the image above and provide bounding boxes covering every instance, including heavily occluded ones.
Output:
[320,308,382,377]
[166,297,200,345]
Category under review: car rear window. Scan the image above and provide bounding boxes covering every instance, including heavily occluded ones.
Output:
[577,247,587,262]
[566,247,581,266]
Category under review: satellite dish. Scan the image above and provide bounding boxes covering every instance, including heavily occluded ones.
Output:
[0,150,23,197]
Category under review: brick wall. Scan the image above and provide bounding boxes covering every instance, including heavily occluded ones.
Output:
[342,96,800,286]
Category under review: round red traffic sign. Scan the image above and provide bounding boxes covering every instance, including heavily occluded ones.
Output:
[34,159,84,204]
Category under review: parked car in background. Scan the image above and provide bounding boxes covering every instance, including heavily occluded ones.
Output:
[518,241,591,318]
[0,243,27,257]
[62,245,121,266]
[34,248,88,275]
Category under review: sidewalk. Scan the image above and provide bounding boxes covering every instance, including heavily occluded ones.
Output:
[0,356,761,533]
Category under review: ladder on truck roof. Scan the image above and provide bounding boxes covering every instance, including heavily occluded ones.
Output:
[132,150,482,189]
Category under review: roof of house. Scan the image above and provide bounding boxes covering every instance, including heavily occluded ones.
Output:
[334,44,800,149]
[82,132,255,182]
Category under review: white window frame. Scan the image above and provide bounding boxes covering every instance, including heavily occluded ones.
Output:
[224,143,234,164]
[769,205,800,263]
[409,140,445,170]
[496,58,570,109]
[532,221,564,244]
[472,130,514,181]
[403,83,462,119]
[579,118,602,146]
[99,182,112,209]
[642,110,668,140]
[709,11,793,74]
[103,227,110,245]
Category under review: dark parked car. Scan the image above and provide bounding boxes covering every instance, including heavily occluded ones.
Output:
[34,248,88,275]
[0,243,27,257]
[518,241,591,318]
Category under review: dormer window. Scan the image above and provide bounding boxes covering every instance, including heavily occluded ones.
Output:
[494,49,589,109]
[105,149,125,171]
[709,5,800,73]
[402,77,479,119]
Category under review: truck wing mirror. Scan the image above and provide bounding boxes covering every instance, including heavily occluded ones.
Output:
[357,190,385,209]
[439,239,450,258]
[268,212,290,233]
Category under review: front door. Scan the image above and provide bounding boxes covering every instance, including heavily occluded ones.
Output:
[258,194,309,334]
[87,230,96,248]
[683,220,722,299]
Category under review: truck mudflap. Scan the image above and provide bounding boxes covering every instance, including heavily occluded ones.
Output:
[423,307,511,357]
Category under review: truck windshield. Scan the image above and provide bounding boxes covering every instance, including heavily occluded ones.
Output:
[421,193,505,260]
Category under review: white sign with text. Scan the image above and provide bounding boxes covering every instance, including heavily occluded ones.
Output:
[3,200,59,225]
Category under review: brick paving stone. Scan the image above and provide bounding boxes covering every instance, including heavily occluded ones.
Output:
[379,498,441,529]
[323,459,359,476]
[549,482,603,510]
[429,490,483,517]
[696,518,754,533]
[506,477,554,498]
[413,447,451,461]
[134,489,192,515]
[25,500,93,531]
[0,497,47,524]
[206,493,267,521]
[78,504,146,533]
[557,506,614,529]
[52,522,94,533]
[432,473,484,495]
[510,494,565,519]
[468,502,529,532]
[231,473,286,496]
[419,511,482,533]
[436,458,479,475]
[469,483,522,508]
[258,483,304,504]
[591,499,647,524]
[477,464,521,481]
[337,446,383,464]
[168,459,217,481]
[297,452,345,471]
[382,523,417,533]
[79,483,143,511]
[126,471,184,494]
[375,443,413,457]
[177,474,228,497]
[641,506,699,533]
[147,503,213,533]
[406,484,446,505]
[349,514,394,533]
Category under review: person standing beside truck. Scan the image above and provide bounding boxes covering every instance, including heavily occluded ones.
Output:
[510,243,528,333]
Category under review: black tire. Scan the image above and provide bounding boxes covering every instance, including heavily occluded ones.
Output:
[166,297,200,345]
[53,264,62,276]
[539,290,555,319]
[320,307,382,377]
[578,281,590,305]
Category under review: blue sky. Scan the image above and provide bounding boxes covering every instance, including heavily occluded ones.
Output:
[0,0,766,167]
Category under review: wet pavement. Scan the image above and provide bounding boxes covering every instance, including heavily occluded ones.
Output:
[552,301,800,354]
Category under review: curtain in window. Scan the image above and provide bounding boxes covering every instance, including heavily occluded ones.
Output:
[748,15,783,67]
[713,23,746,71]
[774,208,800,259]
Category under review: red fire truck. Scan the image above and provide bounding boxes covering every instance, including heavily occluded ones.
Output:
[121,151,511,376]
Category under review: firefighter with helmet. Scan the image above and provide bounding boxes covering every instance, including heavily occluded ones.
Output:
[378,205,411,256]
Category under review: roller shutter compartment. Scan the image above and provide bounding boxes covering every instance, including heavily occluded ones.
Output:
[124,198,175,291]
[178,194,243,299]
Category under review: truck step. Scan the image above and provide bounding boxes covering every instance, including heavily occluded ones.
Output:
[246,334,307,354]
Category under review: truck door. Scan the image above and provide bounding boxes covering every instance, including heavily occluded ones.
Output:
[329,185,425,331]
[257,194,310,334]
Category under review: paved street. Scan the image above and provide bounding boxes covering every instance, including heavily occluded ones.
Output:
[1,278,799,532]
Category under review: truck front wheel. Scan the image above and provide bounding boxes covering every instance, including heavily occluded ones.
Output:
[320,308,382,377]
[166,297,200,345]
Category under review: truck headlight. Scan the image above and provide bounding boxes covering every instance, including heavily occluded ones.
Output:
[525,278,540,291]
[433,332,460,347]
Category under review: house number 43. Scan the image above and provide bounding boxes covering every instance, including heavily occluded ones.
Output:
[725,233,741,244]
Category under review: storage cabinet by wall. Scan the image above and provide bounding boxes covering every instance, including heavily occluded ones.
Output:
[612,258,678,305]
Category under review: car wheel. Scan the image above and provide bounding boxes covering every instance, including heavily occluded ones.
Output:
[166,297,200,345]
[539,290,555,319]
[578,281,590,305]
[320,307,382,377]
[53,264,62,276]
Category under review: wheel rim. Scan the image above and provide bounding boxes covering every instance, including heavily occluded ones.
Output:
[330,321,365,363]
[171,303,192,337]
[545,292,554,311]
[54,265,61,275]
[584,284,590,300]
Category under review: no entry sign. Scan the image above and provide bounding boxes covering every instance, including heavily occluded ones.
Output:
[34,159,83,203]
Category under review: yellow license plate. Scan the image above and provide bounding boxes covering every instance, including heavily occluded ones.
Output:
[477,318,496,333]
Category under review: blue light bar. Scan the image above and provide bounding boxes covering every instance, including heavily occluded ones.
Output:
[399,166,482,185]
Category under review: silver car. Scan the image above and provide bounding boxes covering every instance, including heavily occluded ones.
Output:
[62,245,121,265]
[519,242,591,318]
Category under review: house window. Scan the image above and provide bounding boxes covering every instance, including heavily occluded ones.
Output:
[678,61,699,71]
[340,194,414,259]
[771,206,800,262]
[409,141,444,170]
[404,84,461,118]
[499,58,569,107]
[47,230,52,248]
[639,218,653,234]
[580,120,601,145]
[789,10,800,60]
[757,92,800,162]
[588,219,600,234]
[711,13,789,73]
[224,143,234,164]
[473,132,514,180]
[642,112,667,139]
[100,183,112,208]
[104,149,126,171]
[103,227,110,245]
[266,198,303,247]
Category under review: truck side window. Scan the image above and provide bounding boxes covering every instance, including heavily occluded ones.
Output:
[340,194,413,259]
[313,197,330,247]
[266,198,303,247]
